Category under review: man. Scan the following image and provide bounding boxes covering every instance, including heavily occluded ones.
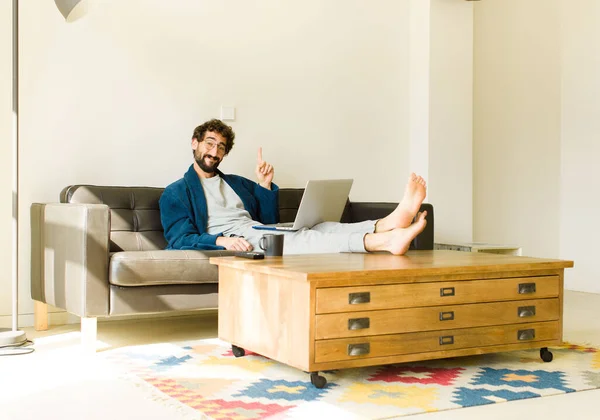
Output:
[159,119,427,255]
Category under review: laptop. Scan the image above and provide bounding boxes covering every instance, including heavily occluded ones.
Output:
[252,179,353,231]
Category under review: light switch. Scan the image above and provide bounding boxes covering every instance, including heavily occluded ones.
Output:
[220,106,236,121]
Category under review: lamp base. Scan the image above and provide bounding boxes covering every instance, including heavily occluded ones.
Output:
[0,329,27,347]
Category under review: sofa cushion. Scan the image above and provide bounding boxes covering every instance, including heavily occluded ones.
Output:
[109,250,236,287]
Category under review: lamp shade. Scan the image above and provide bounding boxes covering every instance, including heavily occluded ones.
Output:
[54,0,88,21]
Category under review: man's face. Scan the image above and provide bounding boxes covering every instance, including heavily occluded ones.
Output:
[193,131,227,173]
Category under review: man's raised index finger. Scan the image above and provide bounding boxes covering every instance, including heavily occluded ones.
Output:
[257,147,263,163]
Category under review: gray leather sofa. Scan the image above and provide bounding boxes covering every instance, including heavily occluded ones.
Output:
[30,185,434,347]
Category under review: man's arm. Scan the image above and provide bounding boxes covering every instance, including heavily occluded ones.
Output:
[159,190,223,250]
[251,147,279,223]
[255,147,274,190]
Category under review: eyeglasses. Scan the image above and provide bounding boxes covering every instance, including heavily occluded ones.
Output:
[203,139,227,153]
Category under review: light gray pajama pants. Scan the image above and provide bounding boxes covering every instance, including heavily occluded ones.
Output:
[235,220,377,255]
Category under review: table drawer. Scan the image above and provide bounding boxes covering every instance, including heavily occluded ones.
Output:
[314,321,559,363]
[315,276,559,314]
[315,298,559,339]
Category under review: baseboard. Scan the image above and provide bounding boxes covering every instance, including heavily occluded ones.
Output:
[0,308,218,329]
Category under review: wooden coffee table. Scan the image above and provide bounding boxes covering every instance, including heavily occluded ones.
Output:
[210,251,573,388]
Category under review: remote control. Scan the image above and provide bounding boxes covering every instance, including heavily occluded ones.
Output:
[235,251,265,260]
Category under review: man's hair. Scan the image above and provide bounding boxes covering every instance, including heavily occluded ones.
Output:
[192,119,235,154]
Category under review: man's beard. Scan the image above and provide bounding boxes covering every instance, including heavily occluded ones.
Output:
[195,151,221,173]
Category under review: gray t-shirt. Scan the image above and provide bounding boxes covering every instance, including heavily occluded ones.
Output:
[200,175,260,236]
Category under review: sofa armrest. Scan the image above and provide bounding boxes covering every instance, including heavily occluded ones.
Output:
[344,202,435,250]
[31,203,111,317]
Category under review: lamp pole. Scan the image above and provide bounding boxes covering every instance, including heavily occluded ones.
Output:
[0,0,26,348]
[12,0,19,333]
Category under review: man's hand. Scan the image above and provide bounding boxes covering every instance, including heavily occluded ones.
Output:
[255,147,274,189]
[216,236,254,251]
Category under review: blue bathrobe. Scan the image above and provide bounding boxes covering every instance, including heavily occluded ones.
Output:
[159,165,279,250]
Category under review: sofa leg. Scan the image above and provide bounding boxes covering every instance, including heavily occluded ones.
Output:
[81,317,97,352]
[34,301,48,331]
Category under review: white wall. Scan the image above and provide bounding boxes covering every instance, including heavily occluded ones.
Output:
[429,0,473,243]
[5,0,476,327]
[474,0,600,293]
[19,0,412,198]
[408,0,431,178]
[560,0,600,293]
[0,2,14,321]
[473,0,562,258]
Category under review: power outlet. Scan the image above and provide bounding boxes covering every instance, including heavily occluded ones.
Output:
[220,106,236,121]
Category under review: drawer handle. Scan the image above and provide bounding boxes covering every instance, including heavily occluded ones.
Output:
[518,329,536,341]
[347,343,370,356]
[518,306,536,318]
[439,335,454,345]
[439,311,455,321]
[518,283,537,294]
[348,292,370,305]
[348,317,370,330]
[440,287,455,297]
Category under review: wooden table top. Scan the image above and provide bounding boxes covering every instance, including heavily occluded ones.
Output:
[210,250,574,281]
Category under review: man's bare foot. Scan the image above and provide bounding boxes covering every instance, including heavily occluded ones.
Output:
[375,173,427,232]
[366,211,428,255]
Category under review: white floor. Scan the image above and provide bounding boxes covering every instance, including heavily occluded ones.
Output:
[1,291,599,420]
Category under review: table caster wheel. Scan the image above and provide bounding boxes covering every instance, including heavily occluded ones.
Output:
[310,372,327,389]
[232,345,245,358]
[540,347,553,362]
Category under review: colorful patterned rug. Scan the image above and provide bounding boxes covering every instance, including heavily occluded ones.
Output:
[102,338,600,419]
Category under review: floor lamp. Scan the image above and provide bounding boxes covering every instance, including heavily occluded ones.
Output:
[0,0,26,350]
[0,0,86,349]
